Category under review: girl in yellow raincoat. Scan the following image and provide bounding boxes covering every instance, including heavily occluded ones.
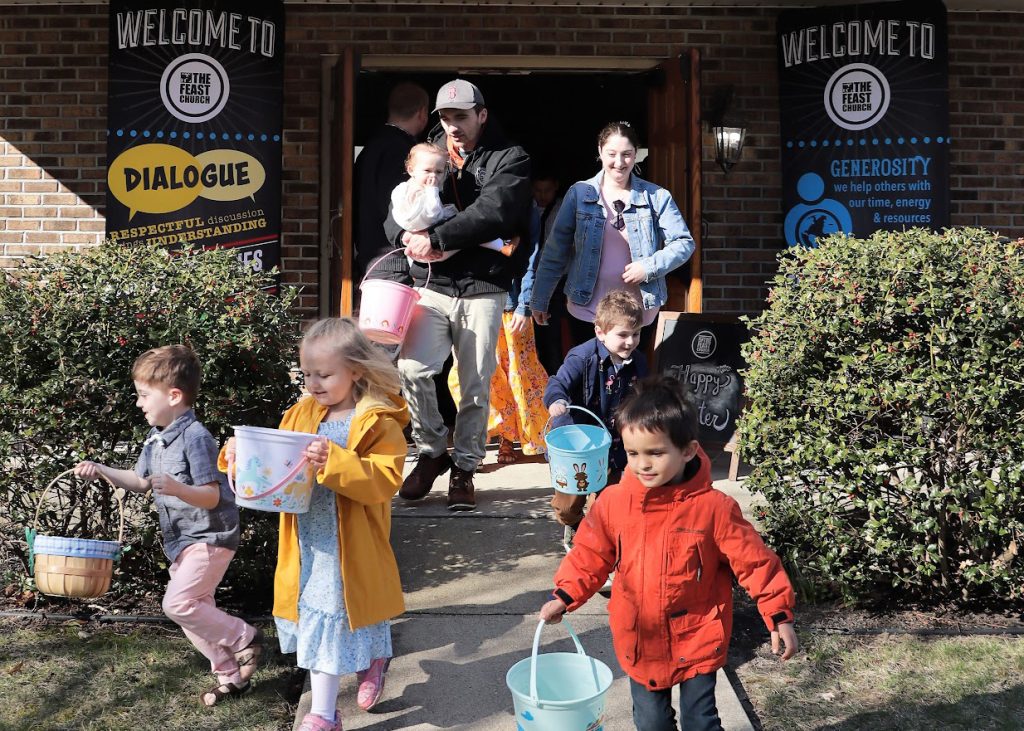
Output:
[222,318,409,731]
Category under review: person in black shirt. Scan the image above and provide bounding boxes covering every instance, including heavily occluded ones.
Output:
[530,170,566,375]
[353,82,429,284]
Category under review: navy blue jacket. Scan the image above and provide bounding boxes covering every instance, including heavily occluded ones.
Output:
[544,338,648,471]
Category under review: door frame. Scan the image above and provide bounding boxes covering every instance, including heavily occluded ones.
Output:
[319,50,356,317]
[646,49,703,313]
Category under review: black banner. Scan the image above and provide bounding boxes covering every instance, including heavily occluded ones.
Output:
[105,0,284,277]
[777,0,949,247]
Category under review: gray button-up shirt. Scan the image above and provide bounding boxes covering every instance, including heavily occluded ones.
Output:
[135,409,239,562]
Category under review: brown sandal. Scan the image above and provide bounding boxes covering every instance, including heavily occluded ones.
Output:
[201,680,251,707]
[235,628,265,684]
[496,438,517,465]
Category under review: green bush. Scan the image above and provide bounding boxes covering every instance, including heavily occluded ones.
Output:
[0,242,302,607]
[739,228,1024,605]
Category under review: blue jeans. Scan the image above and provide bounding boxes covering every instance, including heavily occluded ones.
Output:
[630,672,722,731]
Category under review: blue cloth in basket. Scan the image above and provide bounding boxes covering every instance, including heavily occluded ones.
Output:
[33,535,120,561]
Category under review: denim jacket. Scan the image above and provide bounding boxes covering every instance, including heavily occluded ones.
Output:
[529,172,695,315]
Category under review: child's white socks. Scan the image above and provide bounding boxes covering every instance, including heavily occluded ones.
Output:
[309,669,341,722]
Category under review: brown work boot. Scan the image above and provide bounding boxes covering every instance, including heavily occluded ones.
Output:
[400,452,452,501]
[447,465,476,511]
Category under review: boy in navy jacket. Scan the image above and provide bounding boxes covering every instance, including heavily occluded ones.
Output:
[544,290,647,542]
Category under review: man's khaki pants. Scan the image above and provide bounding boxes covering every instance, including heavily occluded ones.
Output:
[398,288,505,472]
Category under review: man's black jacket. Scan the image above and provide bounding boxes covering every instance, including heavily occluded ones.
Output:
[384,120,533,298]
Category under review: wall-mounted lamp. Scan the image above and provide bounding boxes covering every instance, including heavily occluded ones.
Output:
[713,126,747,174]
[709,86,747,174]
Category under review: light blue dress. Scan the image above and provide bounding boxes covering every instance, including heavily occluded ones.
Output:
[275,414,392,675]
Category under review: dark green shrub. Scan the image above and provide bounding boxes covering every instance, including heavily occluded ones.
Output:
[0,242,302,606]
[739,228,1024,605]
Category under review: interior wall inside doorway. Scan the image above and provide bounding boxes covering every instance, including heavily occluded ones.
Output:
[356,70,650,187]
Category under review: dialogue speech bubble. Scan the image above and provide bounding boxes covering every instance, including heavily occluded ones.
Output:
[108,144,199,219]
[194,149,265,202]
[107,144,267,219]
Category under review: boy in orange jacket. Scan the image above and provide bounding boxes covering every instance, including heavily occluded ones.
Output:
[540,375,798,730]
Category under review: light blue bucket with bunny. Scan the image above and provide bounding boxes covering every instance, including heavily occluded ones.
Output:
[506,618,613,731]
[544,405,612,495]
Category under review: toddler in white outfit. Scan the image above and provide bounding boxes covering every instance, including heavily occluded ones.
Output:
[390,143,506,262]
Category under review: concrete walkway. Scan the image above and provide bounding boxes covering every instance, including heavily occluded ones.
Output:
[292,447,757,730]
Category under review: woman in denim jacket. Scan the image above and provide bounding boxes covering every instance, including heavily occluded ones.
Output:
[528,122,695,349]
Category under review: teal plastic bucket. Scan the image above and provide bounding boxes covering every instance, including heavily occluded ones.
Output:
[506,619,613,731]
[544,405,611,495]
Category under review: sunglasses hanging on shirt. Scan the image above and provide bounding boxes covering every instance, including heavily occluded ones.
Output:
[611,199,626,231]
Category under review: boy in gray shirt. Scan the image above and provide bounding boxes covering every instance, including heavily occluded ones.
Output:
[76,345,264,706]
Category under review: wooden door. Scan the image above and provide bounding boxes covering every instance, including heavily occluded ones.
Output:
[320,49,357,317]
[645,49,702,313]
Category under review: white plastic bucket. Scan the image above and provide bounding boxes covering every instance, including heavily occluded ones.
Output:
[506,619,613,731]
[229,426,317,513]
[544,405,612,495]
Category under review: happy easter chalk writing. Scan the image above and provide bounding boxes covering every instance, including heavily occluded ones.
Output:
[668,363,740,433]
[654,314,750,444]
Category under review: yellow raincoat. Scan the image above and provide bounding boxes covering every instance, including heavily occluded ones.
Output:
[221,393,409,629]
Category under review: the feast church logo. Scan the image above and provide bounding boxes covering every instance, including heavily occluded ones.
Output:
[160,53,230,123]
[824,63,890,130]
[691,330,717,359]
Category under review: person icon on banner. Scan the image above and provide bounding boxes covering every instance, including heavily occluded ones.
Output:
[784,172,853,247]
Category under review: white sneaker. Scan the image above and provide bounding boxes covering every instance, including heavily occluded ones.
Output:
[562,525,576,553]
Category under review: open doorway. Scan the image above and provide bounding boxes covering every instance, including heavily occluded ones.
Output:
[323,54,700,427]
[323,53,701,319]
[355,70,650,192]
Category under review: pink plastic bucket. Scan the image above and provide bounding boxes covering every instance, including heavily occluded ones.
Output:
[358,250,430,346]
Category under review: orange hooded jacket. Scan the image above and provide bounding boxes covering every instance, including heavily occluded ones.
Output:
[553,448,795,690]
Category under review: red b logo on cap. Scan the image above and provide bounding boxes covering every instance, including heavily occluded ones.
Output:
[447,86,458,100]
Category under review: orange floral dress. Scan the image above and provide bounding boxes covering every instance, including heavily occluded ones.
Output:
[448,312,550,455]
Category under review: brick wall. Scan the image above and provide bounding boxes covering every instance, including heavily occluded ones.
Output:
[947,15,1024,232]
[0,10,108,269]
[2,5,1022,319]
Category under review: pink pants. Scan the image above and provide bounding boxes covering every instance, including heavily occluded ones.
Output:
[163,542,255,685]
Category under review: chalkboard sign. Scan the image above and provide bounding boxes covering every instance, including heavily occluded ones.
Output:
[653,312,750,444]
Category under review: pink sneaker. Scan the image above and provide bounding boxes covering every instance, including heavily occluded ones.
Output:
[297,712,340,731]
[356,657,391,711]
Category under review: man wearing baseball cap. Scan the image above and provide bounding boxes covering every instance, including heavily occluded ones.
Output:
[385,78,533,511]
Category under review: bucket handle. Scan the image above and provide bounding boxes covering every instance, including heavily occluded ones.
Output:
[226,453,312,501]
[529,617,587,702]
[542,404,612,441]
[28,468,125,565]
[362,248,432,291]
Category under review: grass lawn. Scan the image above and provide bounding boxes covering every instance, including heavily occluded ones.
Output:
[0,619,301,731]
[735,632,1024,731]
